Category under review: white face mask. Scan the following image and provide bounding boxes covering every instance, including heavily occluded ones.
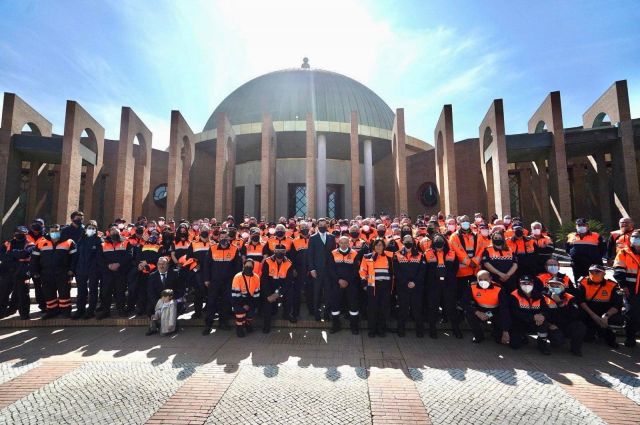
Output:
[549,286,564,295]
[475,217,482,223]
[158,221,165,226]
[631,237,640,247]
[362,225,370,232]
[520,284,534,294]
[577,226,587,234]
[117,223,125,230]
[532,228,541,236]
[86,228,96,237]
[478,280,490,289]
[480,229,490,237]
[546,265,559,274]
[504,218,511,225]
[268,228,276,235]
[447,224,456,232]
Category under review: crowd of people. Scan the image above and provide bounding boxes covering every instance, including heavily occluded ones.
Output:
[0,210,638,356]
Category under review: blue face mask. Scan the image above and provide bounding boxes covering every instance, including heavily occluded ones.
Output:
[631,237,640,247]
[549,286,564,296]
[460,222,470,230]
[50,232,60,240]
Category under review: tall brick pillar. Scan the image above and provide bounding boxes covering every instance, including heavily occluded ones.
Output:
[167,111,195,221]
[114,107,152,222]
[363,139,374,217]
[479,99,510,217]
[391,108,408,215]
[434,105,457,215]
[0,93,52,236]
[260,113,277,220]
[56,101,104,225]
[528,91,572,225]
[214,114,235,219]
[583,80,639,220]
[305,113,316,218]
[350,111,361,217]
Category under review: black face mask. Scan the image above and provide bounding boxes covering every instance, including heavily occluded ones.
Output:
[377,230,386,237]
[300,229,309,236]
[243,266,254,275]
[251,235,260,242]
[493,239,504,247]
[515,229,524,238]
[350,231,359,238]
[200,231,209,239]
[275,252,285,259]
[228,231,237,239]
[15,234,25,241]
[110,232,119,240]
[179,232,188,239]
[275,231,285,238]
[73,217,83,225]
[218,240,230,249]
[31,224,42,233]
[427,228,435,235]
[433,240,445,250]
[332,230,340,237]
[404,242,413,249]
[136,229,144,236]
[318,226,327,233]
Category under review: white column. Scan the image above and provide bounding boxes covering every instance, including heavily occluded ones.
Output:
[364,139,374,216]
[317,134,327,217]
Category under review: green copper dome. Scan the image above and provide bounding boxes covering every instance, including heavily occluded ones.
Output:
[204,67,394,131]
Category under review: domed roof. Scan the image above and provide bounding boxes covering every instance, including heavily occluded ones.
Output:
[204,67,394,131]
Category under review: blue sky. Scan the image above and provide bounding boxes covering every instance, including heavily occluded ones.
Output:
[1,0,639,150]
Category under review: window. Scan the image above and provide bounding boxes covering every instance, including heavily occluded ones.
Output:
[417,182,438,208]
[288,184,307,217]
[153,183,168,208]
[326,184,343,219]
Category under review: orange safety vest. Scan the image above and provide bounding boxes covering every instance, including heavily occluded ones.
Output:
[359,253,393,294]
[613,247,640,295]
[567,232,600,247]
[267,237,293,252]
[545,292,574,309]
[506,237,535,255]
[449,231,479,277]
[231,272,261,297]
[579,277,618,303]
[470,283,501,309]
[331,248,359,264]
[245,242,266,276]
[292,237,309,252]
[510,290,543,310]
[263,257,293,279]
[210,244,239,261]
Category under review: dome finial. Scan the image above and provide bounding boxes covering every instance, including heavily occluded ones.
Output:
[301,57,310,69]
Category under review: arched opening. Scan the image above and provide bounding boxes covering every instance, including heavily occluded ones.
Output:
[593,112,612,128]
[132,133,148,219]
[534,120,548,133]
[483,127,493,152]
[79,129,99,217]
[21,122,42,136]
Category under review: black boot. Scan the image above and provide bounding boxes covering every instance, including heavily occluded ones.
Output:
[429,324,438,339]
[397,321,406,337]
[330,317,341,334]
[350,317,359,335]
[452,325,463,339]
[71,310,85,320]
[41,309,58,320]
[236,325,246,338]
[537,337,551,355]
[202,326,211,336]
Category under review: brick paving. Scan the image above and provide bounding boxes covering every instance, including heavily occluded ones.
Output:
[0,326,637,424]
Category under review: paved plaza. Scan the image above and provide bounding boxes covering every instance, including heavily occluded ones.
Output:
[0,323,638,425]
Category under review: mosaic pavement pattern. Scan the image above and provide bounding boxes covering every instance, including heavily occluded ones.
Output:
[0,361,39,386]
[596,372,640,406]
[409,367,605,425]
[206,365,371,425]
[0,362,197,425]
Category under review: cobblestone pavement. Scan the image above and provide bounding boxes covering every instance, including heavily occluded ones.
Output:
[0,326,638,424]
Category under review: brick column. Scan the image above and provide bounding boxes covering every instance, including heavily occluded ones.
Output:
[364,139,374,217]
[534,158,551,225]
[26,161,43,220]
[479,100,510,217]
[305,113,316,218]
[350,111,361,217]
[317,134,327,217]
[572,160,587,217]
[392,108,408,215]
[167,111,195,221]
[214,114,235,219]
[261,113,276,220]
[594,153,612,229]
[434,105,457,215]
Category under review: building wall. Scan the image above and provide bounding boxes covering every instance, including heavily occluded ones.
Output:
[145,149,168,219]
[453,138,487,216]
[406,149,438,218]
[374,153,395,215]
[188,147,216,220]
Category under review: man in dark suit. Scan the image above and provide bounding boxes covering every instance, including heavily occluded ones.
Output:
[147,257,184,315]
[307,218,336,321]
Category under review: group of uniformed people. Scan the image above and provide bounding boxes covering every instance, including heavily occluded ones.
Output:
[0,210,638,355]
